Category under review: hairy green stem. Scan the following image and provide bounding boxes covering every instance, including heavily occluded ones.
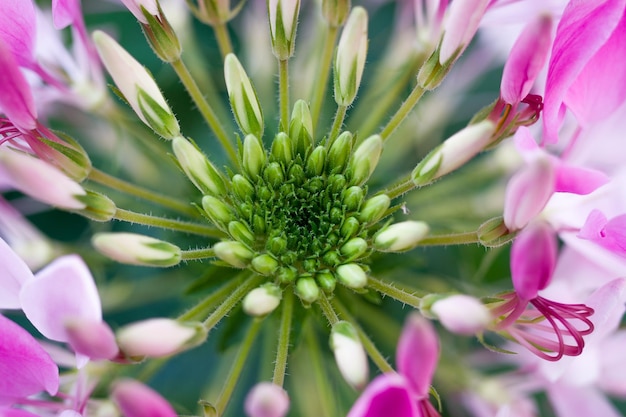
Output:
[328,105,347,145]
[379,84,426,142]
[279,59,290,131]
[203,275,264,329]
[272,290,294,387]
[382,174,415,199]
[367,276,423,308]
[214,319,262,415]
[418,231,480,246]
[310,25,339,127]
[181,247,216,261]
[113,208,224,237]
[170,58,238,164]
[88,168,197,216]
[177,274,246,322]
[213,22,233,58]
[318,292,340,325]
[306,322,338,417]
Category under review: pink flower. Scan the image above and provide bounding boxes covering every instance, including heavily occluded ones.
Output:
[543,0,626,143]
[348,314,441,417]
[578,209,626,257]
[111,379,177,417]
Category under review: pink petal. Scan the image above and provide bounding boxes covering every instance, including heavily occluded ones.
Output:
[64,318,119,360]
[554,164,609,195]
[20,255,102,342]
[0,39,37,131]
[51,0,81,29]
[0,0,36,67]
[111,379,177,417]
[439,0,490,63]
[542,0,626,143]
[0,315,59,400]
[396,313,439,398]
[0,237,34,309]
[548,384,622,417]
[583,278,626,343]
[579,210,626,257]
[0,410,44,417]
[599,330,626,396]
[347,373,418,417]
[500,14,552,104]
[511,221,557,301]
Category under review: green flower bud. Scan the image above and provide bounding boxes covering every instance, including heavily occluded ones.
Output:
[334,7,368,106]
[336,263,367,289]
[342,186,364,211]
[340,217,360,238]
[224,54,264,138]
[172,137,226,196]
[243,134,267,179]
[277,266,298,283]
[253,214,267,234]
[271,132,293,165]
[268,236,288,255]
[251,253,280,275]
[288,163,306,185]
[327,131,353,174]
[374,221,430,252]
[348,134,383,186]
[477,216,516,248]
[323,251,341,266]
[264,162,285,188]
[74,190,117,222]
[232,174,255,200]
[340,237,368,260]
[228,221,255,245]
[243,283,282,317]
[358,194,390,224]
[289,100,314,156]
[322,0,351,27]
[213,241,254,268]
[296,275,320,305]
[316,271,336,293]
[140,3,182,62]
[202,195,234,226]
[305,146,327,177]
[328,174,347,193]
[92,232,181,267]
[194,0,235,25]
[37,130,92,182]
[268,0,301,60]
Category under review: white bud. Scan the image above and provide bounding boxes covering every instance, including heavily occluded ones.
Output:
[348,134,382,186]
[268,0,301,59]
[213,241,254,268]
[244,382,290,417]
[336,264,367,289]
[243,283,282,317]
[120,0,159,23]
[330,321,368,389]
[334,7,368,106]
[375,221,430,252]
[224,54,264,138]
[117,318,206,358]
[172,137,226,196]
[92,233,181,267]
[430,294,492,335]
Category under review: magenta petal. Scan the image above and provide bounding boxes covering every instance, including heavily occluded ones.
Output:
[511,221,556,301]
[20,255,102,342]
[554,164,609,195]
[51,0,81,29]
[112,379,177,417]
[0,315,59,400]
[500,15,552,104]
[0,237,34,309]
[396,314,439,398]
[542,0,626,143]
[0,409,44,417]
[347,374,418,417]
[579,210,626,257]
[64,318,119,360]
[0,39,37,131]
[0,0,36,67]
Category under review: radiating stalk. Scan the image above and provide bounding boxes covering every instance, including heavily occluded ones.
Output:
[379,84,426,142]
[113,208,224,237]
[177,274,247,322]
[366,276,423,308]
[272,290,294,387]
[327,105,347,145]
[180,247,216,261]
[418,231,480,246]
[279,59,290,131]
[310,25,339,127]
[203,275,264,329]
[213,22,233,58]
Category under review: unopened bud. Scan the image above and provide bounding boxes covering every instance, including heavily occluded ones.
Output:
[334,7,368,106]
[322,0,350,27]
[289,100,314,155]
[172,137,226,196]
[228,221,255,245]
[271,132,293,165]
[348,134,382,186]
[336,263,367,289]
[139,2,182,62]
[342,186,364,211]
[358,194,390,224]
[330,321,368,389]
[243,283,282,317]
[232,174,255,200]
[213,241,254,268]
[64,318,118,360]
[268,0,301,60]
[33,129,92,182]
[340,217,360,238]
[112,379,178,417]
[244,382,290,417]
[412,121,495,186]
[224,54,264,138]
[478,216,516,247]
[120,0,158,24]
[305,146,326,177]
[264,162,285,188]
[202,195,234,227]
[93,31,180,139]
[327,131,353,174]
[74,190,117,222]
[296,275,320,304]
[316,271,336,293]
[375,221,429,252]
[277,266,297,284]
[117,318,206,358]
[243,134,267,179]
[93,232,181,267]
[340,237,368,260]
[427,294,492,335]
[251,254,279,275]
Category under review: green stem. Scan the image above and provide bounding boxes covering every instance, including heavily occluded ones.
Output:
[272,290,294,387]
[177,274,246,322]
[306,322,338,417]
[379,84,426,142]
[382,174,415,200]
[213,22,233,59]
[113,208,224,237]
[317,292,340,325]
[181,247,215,261]
[279,59,290,131]
[367,276,423,308]
[332,298,393,373]
[88,168,197,216]
[418,231,480,246]
[170,58,238,165]
[214,319,262,415]
[203,275,264,329]
[328,105,347,146]
[310,25,339,127]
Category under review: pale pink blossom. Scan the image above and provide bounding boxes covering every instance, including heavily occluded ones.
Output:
[111,379,177,417]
